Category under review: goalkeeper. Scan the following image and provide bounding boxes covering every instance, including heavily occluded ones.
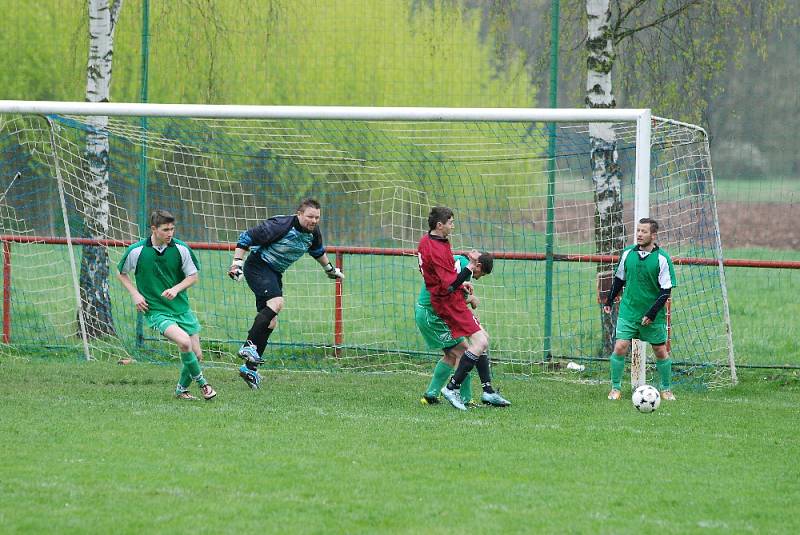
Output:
[228,198,344,389]
[603,218,677,401]
[117,209,216,401]
[418,252,493,407]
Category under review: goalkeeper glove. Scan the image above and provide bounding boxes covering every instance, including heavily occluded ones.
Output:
[228,259,244,282]
[324,262,345,280]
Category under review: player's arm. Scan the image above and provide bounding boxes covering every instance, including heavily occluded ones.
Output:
[117,272,148,312]
[229,216,292,280]
[309,227,344,279]
[603,250,629,313]
[162,273,198,301]
[643,287,671,323]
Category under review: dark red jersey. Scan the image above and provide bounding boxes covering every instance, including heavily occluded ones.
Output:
[417,232,482,338]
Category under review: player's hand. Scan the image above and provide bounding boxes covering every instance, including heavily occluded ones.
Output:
[641,316,652,326]
[162,287,178,301]
[324,262,345,280]
[228,259,244,282]
[133,293,148,312]
[602,305,612,314]
[461,281,474,295]
[466,294,480,309]
[466,249,480,262]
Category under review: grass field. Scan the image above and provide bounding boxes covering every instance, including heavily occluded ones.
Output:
[1,359,798,534]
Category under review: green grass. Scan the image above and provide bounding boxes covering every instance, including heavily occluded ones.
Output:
[1,359,798,534]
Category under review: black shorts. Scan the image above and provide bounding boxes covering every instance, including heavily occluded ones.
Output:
[244,255,283,311]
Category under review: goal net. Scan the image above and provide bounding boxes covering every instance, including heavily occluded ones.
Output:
[0,103,735,388]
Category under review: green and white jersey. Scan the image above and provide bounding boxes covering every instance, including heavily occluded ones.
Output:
[614,244,676,324]
[416,255,470,310]
[118,237,200,316]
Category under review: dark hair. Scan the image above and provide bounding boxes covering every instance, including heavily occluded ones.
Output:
[149,209,175,228]
[478,252,493,275]
[428,206,454,231]
[639,217,659,233]
[297,198,321,212]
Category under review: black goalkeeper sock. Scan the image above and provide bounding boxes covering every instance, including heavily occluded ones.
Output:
[447,351,478,389]
[247,306,277,355]
[476,353,495,393]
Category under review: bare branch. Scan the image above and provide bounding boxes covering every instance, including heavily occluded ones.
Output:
[614,0,700,44]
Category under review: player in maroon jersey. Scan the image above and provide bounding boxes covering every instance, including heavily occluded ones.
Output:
[417,206,510,410]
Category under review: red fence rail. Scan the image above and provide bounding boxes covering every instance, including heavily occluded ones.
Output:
[2,234,799,346]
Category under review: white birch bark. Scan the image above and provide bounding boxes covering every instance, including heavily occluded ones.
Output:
[586,0,624,354]
[81,0,122,337]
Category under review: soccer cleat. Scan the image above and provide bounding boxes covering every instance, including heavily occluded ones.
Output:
[661,390,676,401]
[201,384,217,400]
[420,393,440,405]
[440,386,467,411]
[607,388,622,400]
[237,341,264,364]
[238,365,261,390]
[481,391,511,407]
[175,390,198,401]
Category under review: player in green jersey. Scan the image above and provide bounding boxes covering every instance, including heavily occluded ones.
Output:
[417,252,493,407]
[603,218,676,401]
[118,210,216,401]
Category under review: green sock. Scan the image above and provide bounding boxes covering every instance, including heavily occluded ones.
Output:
[180,351,204,386]
[610,354,625,390]
[656,358,672,391]
[459,372,473,403]
[425,359,454,397]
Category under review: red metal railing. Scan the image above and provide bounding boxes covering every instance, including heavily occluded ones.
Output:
[2,234,799,345]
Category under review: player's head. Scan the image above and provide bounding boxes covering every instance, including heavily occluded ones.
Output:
[472,252,493,279]
[296,198,321,231]
[428,206,454,237]
[636,218,659,247]
[149,209,176,244]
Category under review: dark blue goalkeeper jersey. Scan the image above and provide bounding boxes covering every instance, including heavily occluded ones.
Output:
[236,215,325,272]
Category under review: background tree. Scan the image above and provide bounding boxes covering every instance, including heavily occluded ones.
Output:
[80,0,123,338]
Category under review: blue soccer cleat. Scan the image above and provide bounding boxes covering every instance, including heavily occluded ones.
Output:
[237,340,264,364]
[238,365,261,390]
[481,391,511,407]
[440,386,467,411]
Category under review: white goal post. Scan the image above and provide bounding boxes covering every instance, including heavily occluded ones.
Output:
[0,100,735,388]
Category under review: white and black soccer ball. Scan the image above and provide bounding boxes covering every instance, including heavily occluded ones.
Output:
[632,384,661,413]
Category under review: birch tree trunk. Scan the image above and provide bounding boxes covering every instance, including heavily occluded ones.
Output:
[80,0,122,338]
[586,0,624,355]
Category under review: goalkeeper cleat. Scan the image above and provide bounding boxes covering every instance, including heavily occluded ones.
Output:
[661,390,676,401]
[175,389,198,401]
[238,365,261,390]
[481,391,511,407]
[420,393,440,405]
[440,386,467,411]
[607,388,622,400]
[200,384,217,400]
[237,340,263,364]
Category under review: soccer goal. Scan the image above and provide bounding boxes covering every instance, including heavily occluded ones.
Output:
[0,101,736,388]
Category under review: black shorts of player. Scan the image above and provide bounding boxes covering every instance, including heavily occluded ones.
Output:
[244,254,283,311]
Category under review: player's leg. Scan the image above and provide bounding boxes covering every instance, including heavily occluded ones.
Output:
[188,332,217,400]
[416,305,466,404]
[240,260,283,364]
[162,321,203,399]
[645,322,674,400]
[475,350,510,407]
[609,317,636,399]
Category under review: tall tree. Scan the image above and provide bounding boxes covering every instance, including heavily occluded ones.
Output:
[80,0,123,338]
[584,0,699,353]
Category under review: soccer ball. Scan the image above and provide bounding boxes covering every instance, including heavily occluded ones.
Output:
[632,385,661,413]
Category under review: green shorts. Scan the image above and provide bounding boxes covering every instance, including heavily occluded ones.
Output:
[615,316,667,345]
[415,304,465,350]
[145,310,201,336]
